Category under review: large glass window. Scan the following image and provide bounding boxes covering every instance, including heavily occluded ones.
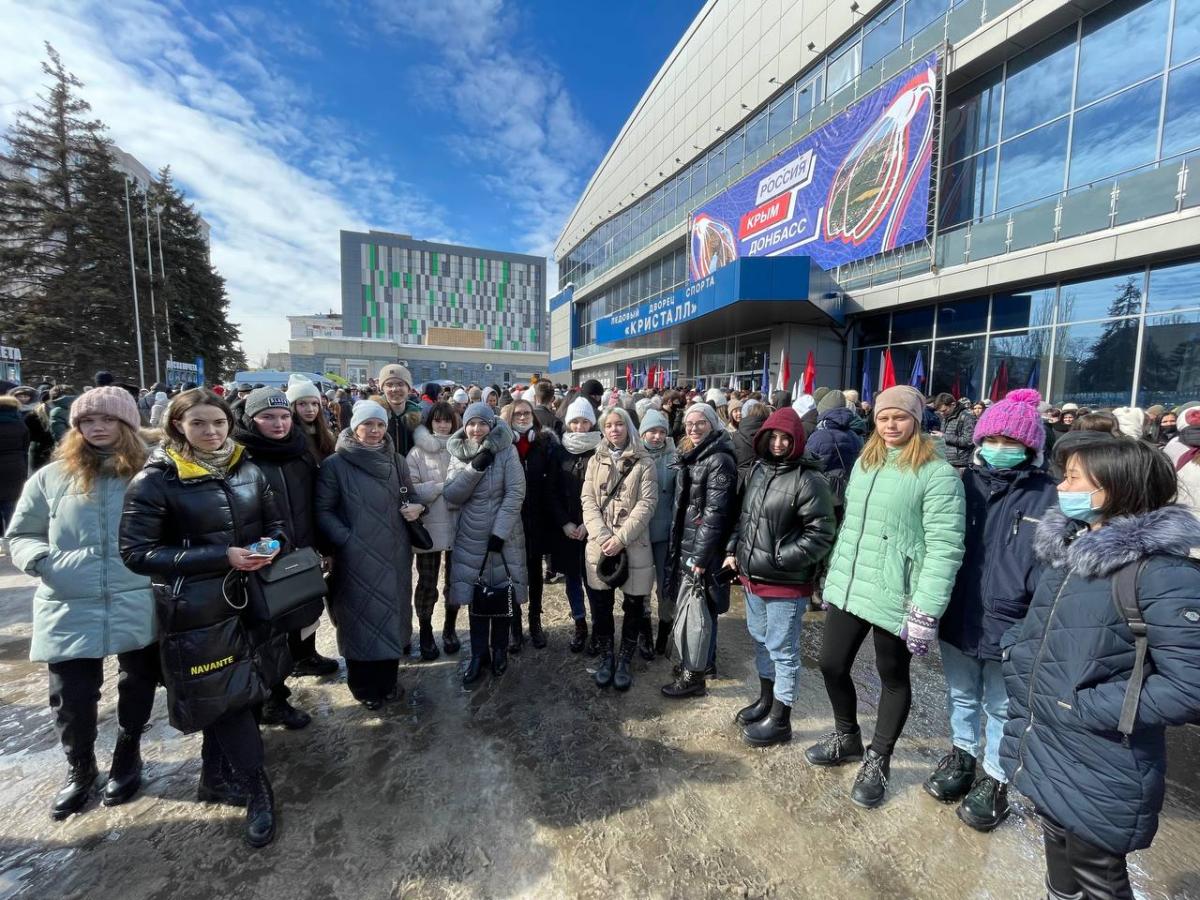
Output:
[1068,79,1162,187]
[1173,0,1200,64]
[1076,0,1169,106]
[698,338,731,376]
[1002,28,1077,139]
[988,329,1052,397]
[937,296,990,336]
[745,111,768,156]
[944,68,1003,163]
[997,118,1069,211]
[940,149,997,227]
[891,306,935,342]
[1051,319,1139,405]
[930,336,986,397]
[992,285,1057,331]
[826,42,861,96]
[1138,312,1200,405]
[889,342,932,389]
[858,312,891,345]
[905,0,948,38]
[1058,271,1144,323]
[863,8,903,69]
[1147,259,1200,311]
[768,89,796,140]
[1162,58,1200,159]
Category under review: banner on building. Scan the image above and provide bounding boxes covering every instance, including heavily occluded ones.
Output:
[689,53,939,281]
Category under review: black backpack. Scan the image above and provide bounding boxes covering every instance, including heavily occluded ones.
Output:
[1111,560,1149,746]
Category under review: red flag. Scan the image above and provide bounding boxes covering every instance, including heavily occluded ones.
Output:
[625,364,633,388]
[647,364,657,389]
[803,351,816,395]
[989,360,1009,402]
[950,371,961,399]
[881,349,897,390]
[776,349,791,392]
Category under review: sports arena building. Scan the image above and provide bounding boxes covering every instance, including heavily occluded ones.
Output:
[551,0,1200,407]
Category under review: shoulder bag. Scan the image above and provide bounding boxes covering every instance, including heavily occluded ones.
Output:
[400,484,434,551]
[225,546,327,633]
[472,550,514,617]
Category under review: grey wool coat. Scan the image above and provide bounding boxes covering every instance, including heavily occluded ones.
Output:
[316,430,415,660]
[443,419,528,607]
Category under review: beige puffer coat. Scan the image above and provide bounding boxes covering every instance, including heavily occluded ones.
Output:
[582,407,658,595]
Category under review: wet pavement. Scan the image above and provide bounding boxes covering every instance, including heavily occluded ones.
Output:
[1,555,1198,900]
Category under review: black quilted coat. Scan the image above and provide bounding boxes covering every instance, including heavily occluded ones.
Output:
[664,429,738,605]
[315,430,416,660]
[119,446,289,733]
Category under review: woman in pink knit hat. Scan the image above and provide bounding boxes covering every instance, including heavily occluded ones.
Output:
[926,388,1058,831]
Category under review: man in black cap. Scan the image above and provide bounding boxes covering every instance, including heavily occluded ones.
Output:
[94,370,115,387]
[581,379,604,415]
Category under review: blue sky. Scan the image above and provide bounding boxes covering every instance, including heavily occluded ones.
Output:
[0,0,701,358]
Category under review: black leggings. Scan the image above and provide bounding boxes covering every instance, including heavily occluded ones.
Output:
[47,644,161,760]
[1041,814,1133,900]
[589,590,646,644]
[819,604,912,756]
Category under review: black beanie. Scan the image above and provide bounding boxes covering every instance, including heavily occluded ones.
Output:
[94,370,114,386]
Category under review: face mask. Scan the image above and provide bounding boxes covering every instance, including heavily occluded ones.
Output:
[1058,489,1102,523]
[979,445,1027,469]
[642,434,665,450]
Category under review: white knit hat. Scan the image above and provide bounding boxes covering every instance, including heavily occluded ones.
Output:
[350,399,389,430]
[565,396,596,426]
[704,387,727,407]
[452,388,469,404]
[285,374,321,403]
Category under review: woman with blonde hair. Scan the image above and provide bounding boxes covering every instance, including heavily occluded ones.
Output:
[807,385,965,809]
[8,387,157,820]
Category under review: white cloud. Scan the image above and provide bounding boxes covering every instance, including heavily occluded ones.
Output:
[0,0,451,362]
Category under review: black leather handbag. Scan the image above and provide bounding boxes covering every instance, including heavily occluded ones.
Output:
[401,485,434,552]
[226,546,327,633]
[472,550,514,617]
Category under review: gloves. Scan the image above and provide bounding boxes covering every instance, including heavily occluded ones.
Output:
[901,609,938,657]
[487,534,505,553]
[471,448,495,471]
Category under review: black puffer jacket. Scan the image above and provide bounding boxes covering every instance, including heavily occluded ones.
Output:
[234,417,320,552]
[547,434,600,579]
[941,405,977,467]
[727,409,836,587]
[516,426,559,550]
[0,406,30,507]
[119,445,289,733]
[665,428,738,604]
[732,407,767,490]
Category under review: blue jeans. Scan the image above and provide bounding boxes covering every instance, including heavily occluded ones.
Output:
[940,640,1009,782]
[566,574,601,622]
[743,589,804,706]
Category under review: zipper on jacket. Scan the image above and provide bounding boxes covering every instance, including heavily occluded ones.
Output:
[1009,509,1021,544]
[1012,567,1074,785]
[100,477,111,655]
[842,467,881,610]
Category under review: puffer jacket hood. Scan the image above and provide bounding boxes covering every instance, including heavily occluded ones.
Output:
[1034,504,1200,576]
[817,405,855,430]
[753,407,807,460]
[448,418,515,463]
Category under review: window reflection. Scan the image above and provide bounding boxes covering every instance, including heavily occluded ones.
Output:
[944,68,1003,163]
[1138,312,1200,405]
[1076,0,1169,106]
[1001,27,1077,139]
[863,9,903,69]
[1058,272,1144,323]
[1051,319,1138,405]
[937,297,990,336]
[1147,259,1200,312]
[1068,79,1161,187]
[1174,0,1200,64]
[988,329,1052,397]
[991,286,1056,331]
[940,149,997,227]
[1162,59,1200,160]
[997,118,1069,211]
[931,336,985,397]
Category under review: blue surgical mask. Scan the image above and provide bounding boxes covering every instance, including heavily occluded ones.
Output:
[980,445,1027,469]
[1058,489,1102,523]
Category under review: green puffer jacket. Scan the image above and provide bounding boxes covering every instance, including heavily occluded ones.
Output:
[822,447,965,633]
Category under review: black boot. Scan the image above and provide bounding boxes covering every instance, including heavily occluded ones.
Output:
[261,695,311,730]
[804,728,865,767]
[850,748,891,809]
[957,775,1010,831]
[102,729,143,807]
[637,617,655,661]
[924,746,977,803]
[462,613,491,687]
[735,677,774,726]
[509,605,524,654]
[51,754,98,820]
[586,632,600,657]
[655,619,672,656]
[244,768,276,849]
[529,613,547,649]
[418,617,441,661]
[198,744,247,807]
[491,615,510,676]
[594,638,615,688]
[613,639,636,691]
[660,668,706,698]
[743,699,792,747]
[569,619,588,654]
[442,604,461,655]
[292,652,339,677]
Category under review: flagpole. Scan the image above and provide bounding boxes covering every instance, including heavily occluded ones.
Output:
[143,192,161,382]
[155,209,174,362]
[123,178,146,388]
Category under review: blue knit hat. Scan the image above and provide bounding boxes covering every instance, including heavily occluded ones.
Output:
[463,401,495,426]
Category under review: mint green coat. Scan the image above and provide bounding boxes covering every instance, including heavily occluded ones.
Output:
[822,448,965,634]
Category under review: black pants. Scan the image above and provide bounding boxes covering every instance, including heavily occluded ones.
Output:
[345,658,400,703]
[47,643,161,761]
[266,627,315,705]
[1041,814,1134,900]
[202,708,264,776]
[589,590,646,644]
[513,545,544,634]
[819,604,912,756]
[414,551,451,620]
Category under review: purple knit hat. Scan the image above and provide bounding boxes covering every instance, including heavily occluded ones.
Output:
[69,386,141,431]
[973,388,1045,451]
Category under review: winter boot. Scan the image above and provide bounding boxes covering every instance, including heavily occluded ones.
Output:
[660,668,707,698]
[244,768,276,849]
[613,639,637,692]
[924,746,977,803]
[462,613,491,687]
[442,604,462,655]
[102,729,143,807]
[261,695,311,730]
[509,604,524,654]
[586,632,601,657]
[743,699,792,747]
[850,748,891,809]
[655,619,673,656]
[418,617,441,661]
[735,677,774,727]
[804,728,865,767]
[957,775,1010,832]
[569,619,588,654]
[292,652,339,677]
[198,745,247,806]
[637,617,655,661]
[529,613,547,649]
[594,638,616,688]
[491,615,510,676]
[51,754,98,820]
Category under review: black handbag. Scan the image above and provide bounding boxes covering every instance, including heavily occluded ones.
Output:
[594,458,636,588]
[225,546,327,633]
[400,485,434,551]
[472,550,514,617]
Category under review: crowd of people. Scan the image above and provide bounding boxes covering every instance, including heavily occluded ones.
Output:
[2,365,1199,900]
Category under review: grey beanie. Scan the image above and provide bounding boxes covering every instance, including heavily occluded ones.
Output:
[684,401,721,432]
[813,387,830,403]
[817,389,846,415]
[639,408,670,435]
[350,399,389,430]
[463,401,496,426]
[244,387,291,421]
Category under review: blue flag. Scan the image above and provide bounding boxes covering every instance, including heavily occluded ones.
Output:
[861,352,874,406]
[1027,359,1041,390]
[909,349,926,390]
[760,352,770,393]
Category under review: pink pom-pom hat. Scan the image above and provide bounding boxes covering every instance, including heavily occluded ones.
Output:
[972,388,1045,451]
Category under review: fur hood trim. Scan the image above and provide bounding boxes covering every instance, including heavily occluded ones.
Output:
[1035,505,1200,576]
[413,424,450,455]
